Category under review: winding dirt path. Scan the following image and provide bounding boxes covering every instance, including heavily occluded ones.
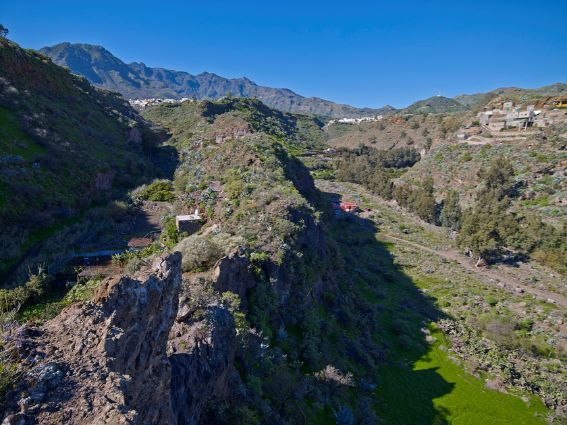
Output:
[380,233,567,309]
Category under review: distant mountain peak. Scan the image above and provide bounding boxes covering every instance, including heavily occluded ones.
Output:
[40,42,392,118]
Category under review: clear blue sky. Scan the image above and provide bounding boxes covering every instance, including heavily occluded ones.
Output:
[2,0,566,108]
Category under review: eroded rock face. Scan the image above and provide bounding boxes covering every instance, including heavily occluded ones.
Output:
[2,253,182,425]
[212,252,255,301]
[168,305,236,425]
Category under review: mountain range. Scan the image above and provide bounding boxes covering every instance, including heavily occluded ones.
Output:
[37,43,567,119]
[39,42,394,119]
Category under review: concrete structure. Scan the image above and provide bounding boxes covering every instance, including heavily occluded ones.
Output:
[176,209,203,234]
[478,102,540,131]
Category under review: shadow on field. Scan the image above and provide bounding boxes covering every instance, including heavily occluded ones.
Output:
[323,189,454,425]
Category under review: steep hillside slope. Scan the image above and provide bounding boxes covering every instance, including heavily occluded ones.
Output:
[325,111,468,151]
[400,128,567,225]
[40,43,392,118]
[0,39,160,279]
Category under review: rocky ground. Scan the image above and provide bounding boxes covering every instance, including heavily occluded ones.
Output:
[1,252,239,425]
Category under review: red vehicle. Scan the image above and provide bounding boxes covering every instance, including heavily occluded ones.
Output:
[332,201,358,213]
[340,202,358,212]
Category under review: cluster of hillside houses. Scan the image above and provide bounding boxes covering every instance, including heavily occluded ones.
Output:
[477,97,567,132]
[129,97,194,109]
[327,116,383,125]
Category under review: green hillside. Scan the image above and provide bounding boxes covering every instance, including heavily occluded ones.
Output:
[404,96,469,114]
[0,39,159,279]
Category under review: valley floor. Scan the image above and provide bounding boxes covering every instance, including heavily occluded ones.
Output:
[317,179,565,424]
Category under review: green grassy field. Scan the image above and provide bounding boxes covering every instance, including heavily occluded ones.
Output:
[377,327,547,424]
[321,180,552,424]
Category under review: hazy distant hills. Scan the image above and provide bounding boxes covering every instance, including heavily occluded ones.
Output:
[40,42,394,119]
[38,43,567,118]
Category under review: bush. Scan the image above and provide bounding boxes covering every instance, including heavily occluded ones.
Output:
[440,190,462,230]
[485,295,498,307]
[0,270,49,315]
[176,235,224,272]
[0,352,17,401]
[104,200,130,222]
[136,180,175,202]
[161,216,183,248]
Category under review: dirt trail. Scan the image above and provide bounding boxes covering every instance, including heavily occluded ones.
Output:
[316,179,567,309]
[380,234,567,309]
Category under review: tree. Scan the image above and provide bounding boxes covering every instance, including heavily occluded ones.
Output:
[478,156,515,201]
[0,25,8,38]
[458,206,503,265]
[440,190,462,230]
[314,365,355,402]
[457,157,520,265]
[458,169,518,265]
[410,177,437,223]
[393,184,412,209]
[368,169,393,199]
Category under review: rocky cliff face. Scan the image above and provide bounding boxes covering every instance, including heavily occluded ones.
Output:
[169,305,236,425]
[1,253,238,425]
[2,254,182,424]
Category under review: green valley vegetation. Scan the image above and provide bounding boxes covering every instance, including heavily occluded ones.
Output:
[316,178,565,423]
[335,142,566,273]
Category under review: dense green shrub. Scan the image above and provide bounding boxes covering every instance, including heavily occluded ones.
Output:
[135,180,175,202]
[335,146,420,201]
[0,271,49,315]
[176,235,224,272]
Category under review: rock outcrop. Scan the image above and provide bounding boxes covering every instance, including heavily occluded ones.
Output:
[2,253,182,425]
[2,251,242,425]
[212,251,255,301]
[169,305,236,425]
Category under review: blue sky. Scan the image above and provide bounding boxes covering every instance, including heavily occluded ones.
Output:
[2,0,566,108]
